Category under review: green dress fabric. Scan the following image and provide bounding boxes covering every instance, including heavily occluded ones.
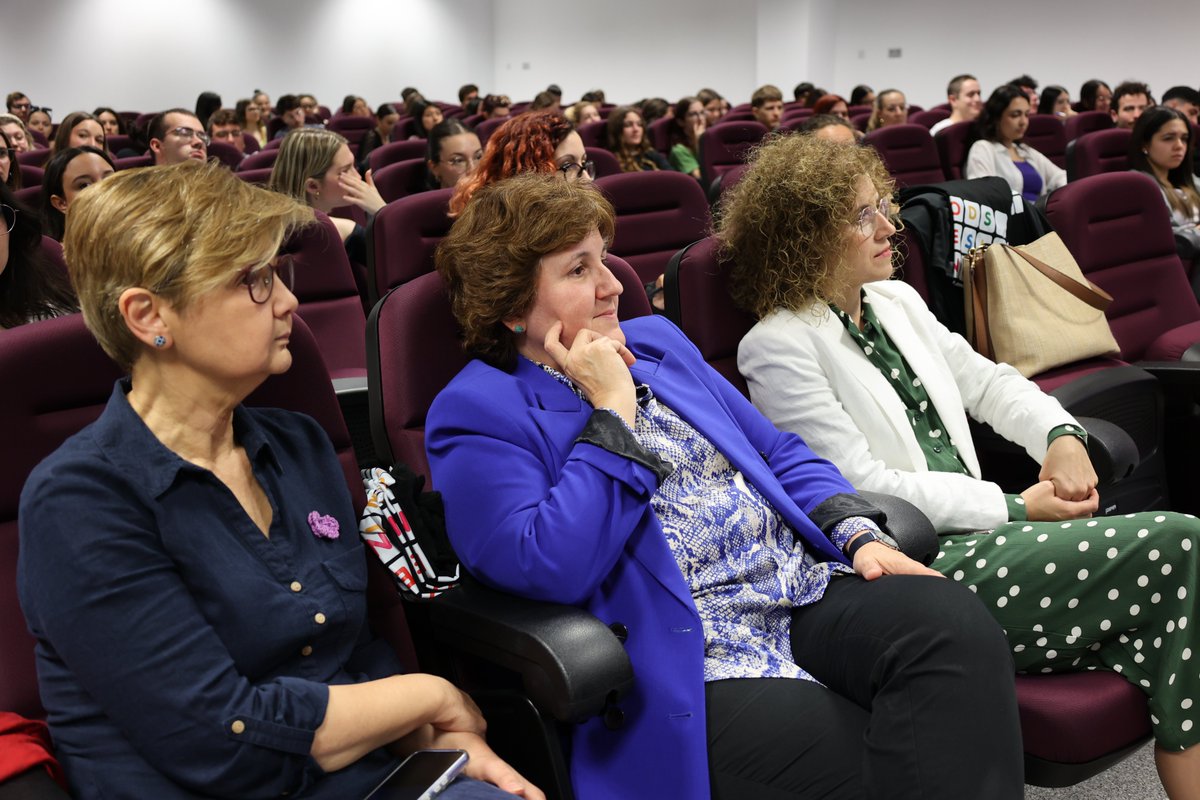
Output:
[669,143,699,176]
[834,298,1200,751]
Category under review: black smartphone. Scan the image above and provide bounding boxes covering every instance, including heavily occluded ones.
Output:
[362,749,469,800]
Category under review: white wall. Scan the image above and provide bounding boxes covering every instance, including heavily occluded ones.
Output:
[2,0,493,113]
[3,0,1197,116]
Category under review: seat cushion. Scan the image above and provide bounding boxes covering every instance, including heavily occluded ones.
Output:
[1016,672,1150,763]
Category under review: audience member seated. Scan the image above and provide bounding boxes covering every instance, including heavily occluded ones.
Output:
[866,89,908,131]
[427,172,1024,800]
[800,114,858,145]
[400,87,422,105]
[0,183,77,327]
[51,112,105,154]
[194,91,221,129]
[966,84,1065,202]
[449,111,592,216]
[1079,79,1113,113]
[0,129,20,190]
[849,84,875,107]
[268,127,385,264]
[26,107,52,142]
[18,160,540,800]
[726,133,1200,799]
[0,114,33,154]
[666,96,706,179]
[341,94,371,118]
[1111,81,1153,130]
[605,106,670,172]
[1037,85,1077,120]
[93,107,125,139]
[355,103,400,172]
[793,81,817,107]
[1163,86,1200,126]
[697,87,727,127]
[148,108,209,165]
[1130,106,1200,264]
[426,118,483,191]
[237,97,268,147]
[638,97,669,127]
[207,108,246,159]
[272,94,307,140]
[299,93,321,119]
[1009,74,1040,107]
[811,94,851,121]
[929,74,982,136]
[459,83,480,106]
[480,94,511,121]
[529,90,561,115]
[407,99,444,141]
[253,89,272,120]
[564,101,601,126]
[750,84,785,130]
[5,91,31,124]
[38,145,115,240]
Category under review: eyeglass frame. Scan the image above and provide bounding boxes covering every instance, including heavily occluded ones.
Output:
[853,197,893,238]
[557,159,596,181]
[237,255,295,304]
[166,126,211,147]
[1,203,17,235]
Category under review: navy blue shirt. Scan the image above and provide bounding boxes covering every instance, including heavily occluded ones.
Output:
[18,380,400,799]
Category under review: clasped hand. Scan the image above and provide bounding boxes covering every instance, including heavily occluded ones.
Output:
[1022,435,1100,520]
[543,322,637,426]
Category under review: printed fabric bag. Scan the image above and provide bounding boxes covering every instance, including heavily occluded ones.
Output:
[359,464,460,600]
[962,232,1120,377]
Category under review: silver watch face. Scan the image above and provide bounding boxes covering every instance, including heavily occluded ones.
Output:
[878,530,899,549]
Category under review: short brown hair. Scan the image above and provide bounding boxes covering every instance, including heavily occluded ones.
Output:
[207,108,239,133]
[63,160,314,369]
[436,173,615,369]
[718,133,895,319]
[751,85,783,108]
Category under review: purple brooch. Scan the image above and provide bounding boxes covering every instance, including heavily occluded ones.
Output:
[308,511,340,540]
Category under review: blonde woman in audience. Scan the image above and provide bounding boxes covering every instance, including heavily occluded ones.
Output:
[51,112,105,154]
[0,114,33,154]
[966,84,1065,202]
[0,129,20,190]
[866,89,908,131]
[725,133,1200,799]
[605,106,670,173]
[564,101,601,126]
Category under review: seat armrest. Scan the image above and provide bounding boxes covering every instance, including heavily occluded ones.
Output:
[428,578,634,724]
[1182,343,1200,363]
[1072,416,1137,484]
[1136,360,1200,389]
[858,490,938,565]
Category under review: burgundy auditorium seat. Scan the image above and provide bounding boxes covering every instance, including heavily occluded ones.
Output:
[934,121,973,180]
[17,164,43,188]
[206,140,243,169]
[263,137,283,151]
[365,187,454,303]
[1064,111,1114,143]
[780,108,814,125]
[706,163,749,206]
[863,124,947,187]
[374,159,430,203]
[238,148,279,171]
[1066,128,1132,181]
[328,115,375,151]
[104,134,132,155]
[697,121,768,189]
[114,155,153,171]
[576,120,606,149]
[585,147,621,178]
[595,171,710,284]
[16,149,49,168]
[242,133,260,155]
[646,116,672,155]
[14,186,39,206]
[908,108,950,130]
[1023,115,1068,170]
[235,167,273,186]
[473,116,509,147]
[719,109,757,123]
[368,140,428,174]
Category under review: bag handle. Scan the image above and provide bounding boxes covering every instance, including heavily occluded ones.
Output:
[1007,244,1113,312]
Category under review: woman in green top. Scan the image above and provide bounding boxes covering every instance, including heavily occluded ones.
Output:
[667,96,706,180]
[725,133,1200,798]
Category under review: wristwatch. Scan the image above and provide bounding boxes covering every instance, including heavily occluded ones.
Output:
[845,529,899,561]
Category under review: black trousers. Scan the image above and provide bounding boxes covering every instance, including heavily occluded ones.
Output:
[706,574,1024,799]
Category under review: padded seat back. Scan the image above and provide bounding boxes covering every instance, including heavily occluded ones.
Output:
[474,116,509,147]
[596,171,711,283]
[368,140,429,173]
[576,120,606,148]
[365,187,454,303]
[698,121,769,188]
[647,116,672,154]
[908,108,950,130]
[934,121,973,180]
[328,115,375,148]
[375,159,431,203]
[585,147,621,178]
[1023,115,1068,169]
[864,124,946,187]
[1064,111,1114,143]
[1066,128,1131,181]
[239,148,278,171]
[206,140,243,169]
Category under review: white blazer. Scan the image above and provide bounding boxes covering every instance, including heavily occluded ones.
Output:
[965,139,1066,199]
[737,280,1077,532]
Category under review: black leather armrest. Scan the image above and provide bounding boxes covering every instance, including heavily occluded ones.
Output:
[1072,416,1137,484]
[428,578,634,724]
[858,490,938,565]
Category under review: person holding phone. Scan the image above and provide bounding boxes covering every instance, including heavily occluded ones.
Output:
[18,161,541,800]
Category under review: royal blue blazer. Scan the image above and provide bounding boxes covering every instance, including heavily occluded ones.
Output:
[426,316,856,800]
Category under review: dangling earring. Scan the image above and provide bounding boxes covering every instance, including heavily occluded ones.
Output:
[513,324,526,334]
[153,335,167,348]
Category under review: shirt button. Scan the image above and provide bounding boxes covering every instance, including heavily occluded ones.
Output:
[290,581,302,593]
[231,720,246,734]
[301,645,313,657]
[933,446,943,453]
[314,612,326,625]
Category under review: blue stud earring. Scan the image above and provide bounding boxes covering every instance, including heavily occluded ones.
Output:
[513,324,526,334]
[153,335,167,348]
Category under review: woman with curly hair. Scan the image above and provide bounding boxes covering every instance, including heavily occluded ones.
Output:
[726,133,1200,798]
[448,111,592,216]
[604,106,670,173]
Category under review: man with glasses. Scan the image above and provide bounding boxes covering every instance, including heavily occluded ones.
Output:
[148,108,209,166]
[207,109,246,159]
[6,92,31,124]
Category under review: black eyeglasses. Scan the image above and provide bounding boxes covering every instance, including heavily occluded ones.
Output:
[237,256,295,304]
[557,160,596,181]
[1,204,16,234]
[167,126,211,146]
[29,106,52,115]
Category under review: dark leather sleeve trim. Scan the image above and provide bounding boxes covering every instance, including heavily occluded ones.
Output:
[809,492,886,534]
[576,410,673,484]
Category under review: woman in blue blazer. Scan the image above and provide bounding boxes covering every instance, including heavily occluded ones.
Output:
[426,173,1024,800]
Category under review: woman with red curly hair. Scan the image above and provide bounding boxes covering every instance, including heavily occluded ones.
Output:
[448,111,593,216]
